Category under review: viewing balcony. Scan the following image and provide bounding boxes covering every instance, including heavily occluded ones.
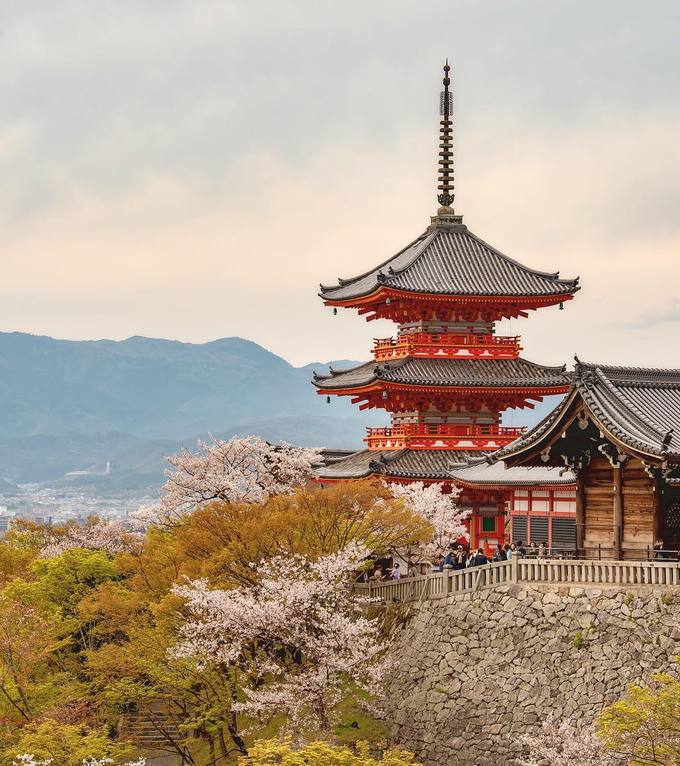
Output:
[372,332,522,361]
[365,423,527,451]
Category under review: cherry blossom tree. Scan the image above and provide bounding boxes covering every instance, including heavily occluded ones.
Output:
[387,481,469,558]
[518,715,625,766]
[39,519,140,559]
[12,758,53,766]
[137,436,320,524]
[13,758,145,766]
[171,542,385,732]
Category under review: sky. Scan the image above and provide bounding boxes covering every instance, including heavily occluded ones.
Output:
[2,0,680,367]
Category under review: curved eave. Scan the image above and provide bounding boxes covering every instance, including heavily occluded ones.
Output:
[315,380,571,396]
[584,410,680,465]
[500,388,583,467]
[453,479,576,490]
[451,471,576,489]
[576,371,680,460]
[315,474,454,484]
[321,285,579,309]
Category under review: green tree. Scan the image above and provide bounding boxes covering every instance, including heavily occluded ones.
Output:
[238,739,422,766]
[1,721,134,766]
[598,673,680,765]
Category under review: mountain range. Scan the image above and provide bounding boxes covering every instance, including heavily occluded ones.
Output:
[0,332,386,489]
[0,332,560,491]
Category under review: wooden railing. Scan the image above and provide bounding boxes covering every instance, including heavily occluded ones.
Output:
[364,422,526,451]
[372,332,522,360]
[366,424,526,439]
[354,557,680,603]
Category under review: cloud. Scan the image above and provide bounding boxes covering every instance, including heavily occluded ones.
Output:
[626,301,680,329]
[1,1,680,369]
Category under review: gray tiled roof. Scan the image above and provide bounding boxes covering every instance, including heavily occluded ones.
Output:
[494,361,680,463]
[315,448,473,480]
[575,363,680,458]
[450,459,575,487]
[313,357,569,390]
[320,221,579,302]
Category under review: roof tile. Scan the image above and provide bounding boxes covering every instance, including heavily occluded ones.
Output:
[321,222,579,302]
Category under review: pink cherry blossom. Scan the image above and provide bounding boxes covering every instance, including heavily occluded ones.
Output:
[13,758,145,766]
[388,481,469,557]
[39,519,141,558]
[171,543,385,730]
[136,435,320,524]
[518,715,625,766]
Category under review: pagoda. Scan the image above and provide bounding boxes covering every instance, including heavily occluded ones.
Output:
[313,63,579,551]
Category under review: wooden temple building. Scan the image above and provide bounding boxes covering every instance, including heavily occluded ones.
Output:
[489,360,680,558]
[313,63,580,552]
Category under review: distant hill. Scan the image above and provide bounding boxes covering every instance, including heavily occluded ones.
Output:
[0,332,561,490]
[0,332,373,440]
[0,477,17,495]
[0,332,388,487]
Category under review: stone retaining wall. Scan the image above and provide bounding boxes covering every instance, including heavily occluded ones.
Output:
[386,584,679,766]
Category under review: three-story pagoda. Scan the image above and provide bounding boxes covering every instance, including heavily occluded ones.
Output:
[313,63,579,550]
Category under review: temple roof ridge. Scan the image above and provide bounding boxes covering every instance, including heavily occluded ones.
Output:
[581,367,671,449]
[574,358,680,382]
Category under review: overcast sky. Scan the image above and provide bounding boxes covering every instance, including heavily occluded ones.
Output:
[2,1,680,366]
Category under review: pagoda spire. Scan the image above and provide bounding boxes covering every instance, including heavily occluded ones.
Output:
[437,59,455,212]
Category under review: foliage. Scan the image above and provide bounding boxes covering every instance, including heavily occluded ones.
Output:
[0,476,420,765]
[237,739,422,766]
[30,548,120,615]
[2,720,135,766]
[170,481,431,586]
[12,757,145,766]
[598,673,680,765]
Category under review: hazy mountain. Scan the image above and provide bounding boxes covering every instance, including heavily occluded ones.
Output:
[0,332,371,439]
[0,332,386,487]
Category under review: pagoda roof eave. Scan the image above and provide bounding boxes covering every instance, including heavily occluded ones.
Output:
[312,356,570,392]
[321,286,578,311]
[316,382,570,399]
[314,448,474,482]
[314,446,577,485]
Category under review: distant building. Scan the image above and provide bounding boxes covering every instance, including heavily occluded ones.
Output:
[65,461,111,478]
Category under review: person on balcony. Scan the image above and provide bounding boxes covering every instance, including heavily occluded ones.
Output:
[370,566,385,582]
[453,545,467,570]
[470,548,488,567]
[492,544,507,562]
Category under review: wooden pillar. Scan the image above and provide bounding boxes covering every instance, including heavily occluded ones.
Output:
[652,477,663,547]
[613,465,623,559]
[575,478,585,556]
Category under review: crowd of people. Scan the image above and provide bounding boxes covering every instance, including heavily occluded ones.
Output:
[367,540,550,582]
